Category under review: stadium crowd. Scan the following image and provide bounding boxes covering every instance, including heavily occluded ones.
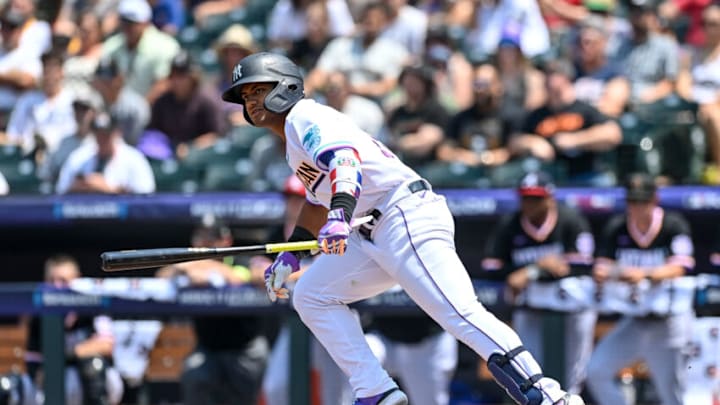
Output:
[0,0,719,405]
[0,0,716,196]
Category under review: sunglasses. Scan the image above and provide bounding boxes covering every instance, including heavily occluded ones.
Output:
[703,19,720,28]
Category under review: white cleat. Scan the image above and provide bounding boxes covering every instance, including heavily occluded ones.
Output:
[553,394,585,405]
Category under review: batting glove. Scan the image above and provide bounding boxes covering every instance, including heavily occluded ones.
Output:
[318,208,351,255]
[264,251,300,302]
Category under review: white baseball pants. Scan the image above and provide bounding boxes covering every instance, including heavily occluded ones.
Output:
[293,188,568,404]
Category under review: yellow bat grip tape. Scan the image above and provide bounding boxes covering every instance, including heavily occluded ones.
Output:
[265,240,319,254]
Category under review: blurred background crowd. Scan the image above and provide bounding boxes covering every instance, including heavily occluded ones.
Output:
[0,0,717,195]
[0,0,719,405]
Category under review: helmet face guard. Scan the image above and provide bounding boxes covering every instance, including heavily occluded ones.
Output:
[221,52,305,125]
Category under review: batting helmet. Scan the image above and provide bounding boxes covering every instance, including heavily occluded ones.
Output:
[221,52,305,125]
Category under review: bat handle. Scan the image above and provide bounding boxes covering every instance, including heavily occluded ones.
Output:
[265,241,319,254]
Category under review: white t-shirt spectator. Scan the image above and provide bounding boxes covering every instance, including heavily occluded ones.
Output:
[381,4,428,59]
[19,19,52,57]
[267,0,355,43]
[464,0,550,59]
[6,89,77,154]
[0,47,42,111]
[56,140,156,194]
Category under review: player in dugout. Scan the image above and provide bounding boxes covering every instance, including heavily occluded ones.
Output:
[220,51,584,405]
[482,171,597,395]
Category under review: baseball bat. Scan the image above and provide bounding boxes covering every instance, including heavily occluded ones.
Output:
[101,241,319,272]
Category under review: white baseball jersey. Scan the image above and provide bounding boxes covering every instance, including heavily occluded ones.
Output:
[284,99,417,215]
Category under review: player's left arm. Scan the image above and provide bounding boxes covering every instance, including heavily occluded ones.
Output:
[649,213,695,283]
[315,147,363,254]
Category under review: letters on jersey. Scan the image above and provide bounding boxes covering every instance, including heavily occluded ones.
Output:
[295,161,325,196]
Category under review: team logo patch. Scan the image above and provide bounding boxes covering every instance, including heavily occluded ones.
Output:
[302,125,321,153]
[232,65,243,82]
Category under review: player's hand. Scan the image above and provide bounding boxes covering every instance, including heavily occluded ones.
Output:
[537,255,569,278]
[264,252,300,302]
[318,208,351,255]
[619,267,646,284]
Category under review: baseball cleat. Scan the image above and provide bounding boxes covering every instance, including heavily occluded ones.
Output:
[353,388,408,405]
[553,393,585,405]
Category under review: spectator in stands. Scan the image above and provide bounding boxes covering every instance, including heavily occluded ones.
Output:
[304,1,410,101]
[148,50,226,159]
[266,0,355,53]
[385,65,449,170]
[582,0,633,63]
[25,254,123,405]
[93,57,150,145]
[320,70,385,138]
[463,0,551,61]
[422,25,474,113]
[63,10,105,97]
[494,21,547,126]
[213,24,257,128]
[191,0,244,30]
[56,111,156,194]
[156,217,270,405]
[5,49,77,156]
[149,0,186,35]
[287,1,335,73]
[436,63,513,169]
[0,8,42,128]
[573,16,630,118]
[381,0,429,60]
[509,58,622,186]
[101,0,180,103]
[678,3,720,184]
[618,0,679,106]
[658,0,710,48]
[3,0,51,58]
[39,88,102,186]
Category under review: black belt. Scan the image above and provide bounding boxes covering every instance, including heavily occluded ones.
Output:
[358,179,429,241]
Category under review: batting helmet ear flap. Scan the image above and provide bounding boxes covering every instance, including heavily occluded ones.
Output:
[264,77,304,113]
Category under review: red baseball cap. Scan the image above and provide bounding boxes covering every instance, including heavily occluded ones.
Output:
[518,171,555,197]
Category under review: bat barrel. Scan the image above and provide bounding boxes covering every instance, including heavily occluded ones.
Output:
[101,248,218,272]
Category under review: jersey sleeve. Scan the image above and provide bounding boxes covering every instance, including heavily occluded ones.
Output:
[481,214,518,281]
[664,212,695,271]
[288,117,357,171]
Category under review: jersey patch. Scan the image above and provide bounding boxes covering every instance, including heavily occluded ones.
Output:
[302,125,322,154]
[295,161,325,196]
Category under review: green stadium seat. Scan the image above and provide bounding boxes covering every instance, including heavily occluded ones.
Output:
[183,139,252,172]
[228,126,269,148]
[0,145,24,164]
[416,162,491,189]
[149,159,200,193]
[201,157,254,191]
[0,159,41,194]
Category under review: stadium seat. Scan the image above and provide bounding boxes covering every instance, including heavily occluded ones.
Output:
[201,157,254,191]
[148,159,200,193]
[0,159,42,194]
[228,126,270,149]
[0,321,27,375]
[629,95,703,184]
[416,161,492,189]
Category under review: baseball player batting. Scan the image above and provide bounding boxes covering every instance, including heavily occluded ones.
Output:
[221,52,584,405]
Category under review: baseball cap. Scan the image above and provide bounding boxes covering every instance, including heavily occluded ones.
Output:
[584,0,615,12]
[624,173,657,202]
[170,50,195,74]
[118,0,152,23]
[283,175,306,198]
[92,111,118,132]
[95,58,121,79]
[0,9,27,29]
[214,24,257,53]
[72,87,104,111]
[518,171,556,197]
